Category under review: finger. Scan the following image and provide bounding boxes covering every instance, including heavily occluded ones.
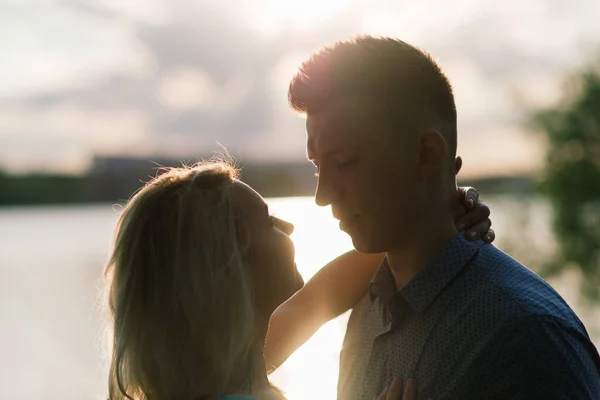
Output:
[377,389,388,400]
[386,377,403,400]
[465,219,492,241]
[456,202,490,232]
[455,156,463,175]
[402,378,417,400]
[483,228,495,243]
[457,186,478,210]
[464,187,479,209]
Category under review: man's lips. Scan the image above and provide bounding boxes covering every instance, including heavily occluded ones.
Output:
[333,211,360,221]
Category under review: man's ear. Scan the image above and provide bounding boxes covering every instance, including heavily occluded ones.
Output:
[417,130,447,176]
[455,156,463,175]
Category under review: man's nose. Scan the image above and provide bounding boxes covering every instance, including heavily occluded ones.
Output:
[314,172,338,207]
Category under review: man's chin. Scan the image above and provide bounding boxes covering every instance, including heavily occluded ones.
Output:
[351,238,369,253]
[350,235,384,254]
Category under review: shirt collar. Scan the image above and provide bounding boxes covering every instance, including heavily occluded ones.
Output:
[401,233,485,315]
[369,233,485,315]
[369,258,396,303]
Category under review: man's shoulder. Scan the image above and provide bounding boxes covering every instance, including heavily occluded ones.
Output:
[462,244,583,326]
[443,246,600,398]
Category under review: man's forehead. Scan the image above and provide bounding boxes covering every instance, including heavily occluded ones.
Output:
[306,99,367,147]
[306,111,352,158]
[306,98,363,130]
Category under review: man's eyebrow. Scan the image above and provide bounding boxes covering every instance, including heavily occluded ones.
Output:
[310,146,360,161]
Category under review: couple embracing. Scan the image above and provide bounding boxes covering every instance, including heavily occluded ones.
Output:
[104,36,600,400]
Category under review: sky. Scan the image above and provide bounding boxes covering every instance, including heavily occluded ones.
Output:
[1,0,600,177]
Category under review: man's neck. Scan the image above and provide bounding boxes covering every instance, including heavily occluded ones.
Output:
[386,215,457,290]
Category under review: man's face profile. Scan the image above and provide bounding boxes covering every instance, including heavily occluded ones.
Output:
[305,102,421,253]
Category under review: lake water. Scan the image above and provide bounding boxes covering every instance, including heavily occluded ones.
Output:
[0,196,598,400]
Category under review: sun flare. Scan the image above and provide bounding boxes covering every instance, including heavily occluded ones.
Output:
[266,197,354,399]
[249,0,365,33]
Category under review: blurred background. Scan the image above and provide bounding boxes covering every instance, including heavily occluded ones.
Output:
[1,0,600,399]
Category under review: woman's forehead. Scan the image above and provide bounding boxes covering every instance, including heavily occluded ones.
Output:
[230,180,268,218]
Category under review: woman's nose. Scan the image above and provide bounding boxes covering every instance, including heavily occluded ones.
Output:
[276,218,294,235]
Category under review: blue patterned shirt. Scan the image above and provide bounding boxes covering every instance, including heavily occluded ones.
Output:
[338,234,600,399]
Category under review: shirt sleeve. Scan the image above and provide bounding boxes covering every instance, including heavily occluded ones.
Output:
[482,314,600,400]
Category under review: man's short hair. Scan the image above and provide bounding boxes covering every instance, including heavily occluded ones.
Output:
[288,35,457,157]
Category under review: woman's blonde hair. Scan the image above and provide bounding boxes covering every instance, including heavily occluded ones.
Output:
[105,161,255,400]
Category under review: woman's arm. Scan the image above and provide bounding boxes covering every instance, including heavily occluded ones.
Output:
[265,182,494,371]
[265,250,384,372]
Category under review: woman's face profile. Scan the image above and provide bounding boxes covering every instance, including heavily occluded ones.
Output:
[231,181,303,313]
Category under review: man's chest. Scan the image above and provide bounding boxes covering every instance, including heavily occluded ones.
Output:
[337,295,485,400]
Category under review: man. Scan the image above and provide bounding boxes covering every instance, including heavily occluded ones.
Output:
[287,36,600,399]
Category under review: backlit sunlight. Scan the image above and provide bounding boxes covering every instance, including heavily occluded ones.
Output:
[267,197,354,400]
[249,0,366,34]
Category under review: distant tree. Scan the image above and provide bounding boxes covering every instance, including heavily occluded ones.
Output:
[533,63,600,299]
[0,169,6,203]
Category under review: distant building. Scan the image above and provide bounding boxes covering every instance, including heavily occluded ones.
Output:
[86,155,317,201]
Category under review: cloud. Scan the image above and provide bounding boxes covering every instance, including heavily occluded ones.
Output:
[57,0,118,20]
[1,1,366,172]
[3,0,600,176]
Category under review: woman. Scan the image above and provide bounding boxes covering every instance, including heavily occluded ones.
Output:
[105,160,493,400]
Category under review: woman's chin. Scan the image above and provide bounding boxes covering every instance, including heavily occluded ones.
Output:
[282,270,305,304]
[293,265,305,289]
